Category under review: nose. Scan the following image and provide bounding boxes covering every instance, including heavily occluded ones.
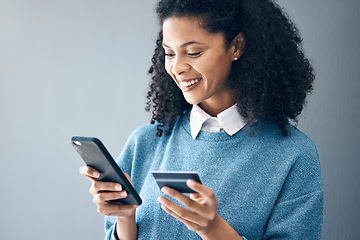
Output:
[171,56,190,76]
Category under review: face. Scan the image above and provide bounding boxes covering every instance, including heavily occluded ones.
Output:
[162,17,240,116]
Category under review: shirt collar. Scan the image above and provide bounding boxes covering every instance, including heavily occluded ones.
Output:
[189,104,247,139]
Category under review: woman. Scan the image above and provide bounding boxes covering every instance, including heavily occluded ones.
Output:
[80,0,323,239]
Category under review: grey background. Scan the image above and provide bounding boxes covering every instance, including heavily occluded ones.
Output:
[0,0,359,239]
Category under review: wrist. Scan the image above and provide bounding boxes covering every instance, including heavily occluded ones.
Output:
[196,214,243,240]
[196,213,222,239]
[116,211,136,222]
[115,213,137,240]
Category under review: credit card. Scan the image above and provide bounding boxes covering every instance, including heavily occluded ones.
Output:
[152,171,202,193]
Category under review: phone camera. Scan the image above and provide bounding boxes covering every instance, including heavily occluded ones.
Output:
[73,141,82,146]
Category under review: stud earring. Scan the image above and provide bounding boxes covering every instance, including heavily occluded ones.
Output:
[234,57,238,61]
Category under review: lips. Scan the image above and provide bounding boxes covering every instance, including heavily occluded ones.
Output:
[178,78,202,91]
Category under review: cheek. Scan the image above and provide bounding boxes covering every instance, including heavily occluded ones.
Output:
[209,55,233,78]
[198,61,232,88]
[164,61,173,77]
[196,58,224,79]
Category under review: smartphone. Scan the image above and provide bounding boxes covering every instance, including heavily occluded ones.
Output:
[152,171,202,193]
[71,136,142,206]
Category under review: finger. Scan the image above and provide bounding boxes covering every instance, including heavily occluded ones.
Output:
[122,172,135,187]
[90,181,123,194]
[158,195,206,225]
[79,166,100,179]
[93,190,128,203]
[187,180,217,205]
[187,179,211,196]
[161,185,216,218]
[161,187,204,213]
[160,203,201,231]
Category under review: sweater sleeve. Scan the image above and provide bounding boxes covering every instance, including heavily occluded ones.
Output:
[263,191,323,239]
[104,216,118,240]
[262,143,324,239]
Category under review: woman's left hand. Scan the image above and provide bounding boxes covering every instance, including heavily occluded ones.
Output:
[157,179,219,235]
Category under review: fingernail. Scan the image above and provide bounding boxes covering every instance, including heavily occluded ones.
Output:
[161,187,169,194]
[120,191,127,197]
[115,185,122,191]
[93,172,100,178]
[157,196,164,203]
[187,179,195,185]
[80,166,88,173]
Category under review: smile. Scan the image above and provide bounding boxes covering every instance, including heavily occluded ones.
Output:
[179,78,201,88]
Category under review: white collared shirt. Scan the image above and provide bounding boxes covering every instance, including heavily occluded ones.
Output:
[189,104,247,139]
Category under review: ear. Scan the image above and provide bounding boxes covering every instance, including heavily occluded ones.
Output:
[231,32,246,60]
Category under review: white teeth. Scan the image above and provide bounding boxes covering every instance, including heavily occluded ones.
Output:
[180,78,200,87]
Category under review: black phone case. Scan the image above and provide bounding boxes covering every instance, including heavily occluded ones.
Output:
[71,136,142,205]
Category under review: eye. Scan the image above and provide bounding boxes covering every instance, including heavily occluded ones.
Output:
[165,53,175,58]
[187,51,203,57]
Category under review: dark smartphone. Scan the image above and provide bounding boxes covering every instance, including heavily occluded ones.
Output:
[152,171,202,193]
[71,136,142,206]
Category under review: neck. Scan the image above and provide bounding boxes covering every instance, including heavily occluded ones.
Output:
[199,97,236,117]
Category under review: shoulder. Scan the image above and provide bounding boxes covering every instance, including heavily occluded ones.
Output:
[287,125,318,153]
[278,125,323,200]
[253,121,323,198]
[131,123,158,138]
[131,114,189,141]
[254,120,318,154]
[251,121,320,173]
[127,119,182,143]
[127,123,161,145]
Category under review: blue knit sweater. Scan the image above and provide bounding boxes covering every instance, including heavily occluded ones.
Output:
[105,115,323,239]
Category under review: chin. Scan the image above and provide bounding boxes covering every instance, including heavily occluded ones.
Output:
[183,97,199,106]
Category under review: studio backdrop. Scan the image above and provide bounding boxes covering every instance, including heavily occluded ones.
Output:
[0,0,359,239]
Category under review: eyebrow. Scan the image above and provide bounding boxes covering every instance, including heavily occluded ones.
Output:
[162,41,206,48]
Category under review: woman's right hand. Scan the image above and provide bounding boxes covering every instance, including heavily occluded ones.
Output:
[79,166,138,219]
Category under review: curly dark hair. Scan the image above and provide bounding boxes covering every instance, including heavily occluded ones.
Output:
[146,0,314,137]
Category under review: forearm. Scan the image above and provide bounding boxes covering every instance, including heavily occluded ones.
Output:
[196,214,243,240]
[115,214,137,240]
